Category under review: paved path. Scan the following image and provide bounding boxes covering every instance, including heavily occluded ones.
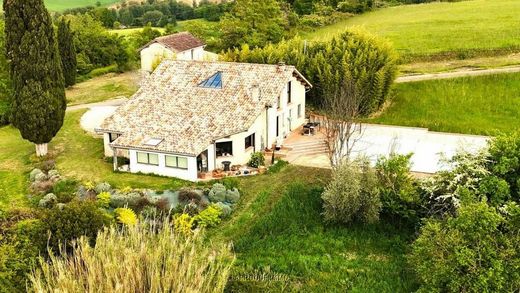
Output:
[396,65,520,83]
[66,97,128,112]
[284,124,489,174]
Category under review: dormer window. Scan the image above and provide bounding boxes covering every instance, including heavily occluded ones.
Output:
[199,71,223,89]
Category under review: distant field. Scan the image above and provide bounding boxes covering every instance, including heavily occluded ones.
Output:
[45,0,120,11]
[302,0,520,62]
[109,27,166,36]
[370,72,520,135]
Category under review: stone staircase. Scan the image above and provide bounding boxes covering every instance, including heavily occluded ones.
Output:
[284,140,328,162]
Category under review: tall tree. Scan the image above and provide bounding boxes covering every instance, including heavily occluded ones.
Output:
[220,0,288,49]
[4,0,66,157]
[58,19,77,88]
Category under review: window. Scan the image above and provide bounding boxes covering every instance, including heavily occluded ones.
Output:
[277,96,281,109]
[216,141,233,157]
[287,81,292,104]
[191,49,194,60]
[109,133,120,143]
[276,116,280,137]
[199,71,223,89]
[137,152,159,165]
[165,155,188,169]
[298,104,302,118]
[245,133,255,150]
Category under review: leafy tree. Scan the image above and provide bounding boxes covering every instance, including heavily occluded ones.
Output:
[58,19,77,88]
[63,14,130,74]
[222,29,398,109]
[322,158,381,224]
[409,202,520,292]
[220,0,289,49]
[4,0,66,157]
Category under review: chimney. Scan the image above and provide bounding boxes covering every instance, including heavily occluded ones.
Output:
[250,84,261,101]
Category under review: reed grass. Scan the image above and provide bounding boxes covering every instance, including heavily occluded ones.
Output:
[29,221,234,293]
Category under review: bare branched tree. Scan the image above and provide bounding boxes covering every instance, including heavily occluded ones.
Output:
[322,78,366,169]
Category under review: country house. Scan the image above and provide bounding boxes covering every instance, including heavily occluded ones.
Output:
[96,60,312,181]
[139,32,216,72]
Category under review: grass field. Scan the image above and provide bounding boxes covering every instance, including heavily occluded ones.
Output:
[44,0,120,11]
[302,0,520,62]
[66,71,139,105]
[0,110,186,209]
[210,171,416,291]
[370,72,520,135]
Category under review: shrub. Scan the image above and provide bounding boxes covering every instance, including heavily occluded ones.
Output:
[52,179,78,203]
[43,201,112,252]
[194,205,222,228]
[267,160,289,174]
[225,188,241,204]
[94,182,112,194]
[208,183,227,203]
[173,213,194,236]
[409,202,520,292]
[322,159,381,224]
[114,208,137,226]
[247,152,265,168]
[0,218,46,292]
[487,132,520,199]
[96,192,111,209]
[29,221,234,292]
[214,202,233,218]
[178,188,202,204]
[221,177,240,190]
[376,153,422,225]
[38,193,58,208]
[29,168,44,182]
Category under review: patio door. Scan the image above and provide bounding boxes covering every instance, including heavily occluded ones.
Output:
[197,150,208,172]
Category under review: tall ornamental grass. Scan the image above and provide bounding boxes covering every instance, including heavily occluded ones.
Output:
[29,221,234,293]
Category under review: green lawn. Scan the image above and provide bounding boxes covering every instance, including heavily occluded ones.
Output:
[370,72,520,135]
[0,110,186,209]
[108,27,166,36]
[210,169,416,292]
[302,0,520,62]
[66,71,139,105]
[44,0,120,11]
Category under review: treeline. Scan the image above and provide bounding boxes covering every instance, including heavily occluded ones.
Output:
[58,0,233,28]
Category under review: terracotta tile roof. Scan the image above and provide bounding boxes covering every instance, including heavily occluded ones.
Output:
[142,32,205,53]
[98,60,311,156]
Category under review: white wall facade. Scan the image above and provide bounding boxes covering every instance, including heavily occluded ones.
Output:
[202,75,308,171]
[140,43,205,72]
[128,149,198,181]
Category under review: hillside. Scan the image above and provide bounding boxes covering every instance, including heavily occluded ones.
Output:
[302,0,520,62]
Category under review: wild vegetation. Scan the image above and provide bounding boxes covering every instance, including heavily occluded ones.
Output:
[29,223,233,292]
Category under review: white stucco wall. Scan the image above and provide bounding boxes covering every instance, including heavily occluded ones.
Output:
[202,75,308,171]
[128,149,198,181]
[140,43,205,72]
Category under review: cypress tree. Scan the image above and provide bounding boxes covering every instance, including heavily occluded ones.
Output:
[58,19,77,88]
[4,0,66,157]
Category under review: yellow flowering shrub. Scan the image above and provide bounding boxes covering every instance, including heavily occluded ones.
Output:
[96,192,111,209]
[173,213,194,236]
[114,208,137,226]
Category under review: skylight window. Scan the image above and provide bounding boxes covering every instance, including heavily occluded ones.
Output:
[199,71,223,89]
[143,138,163,147]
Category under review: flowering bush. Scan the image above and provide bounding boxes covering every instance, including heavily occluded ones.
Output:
[173,213,194,236]
[96,192,111,209]
[194,204,222,228]
[114,208,137,226]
